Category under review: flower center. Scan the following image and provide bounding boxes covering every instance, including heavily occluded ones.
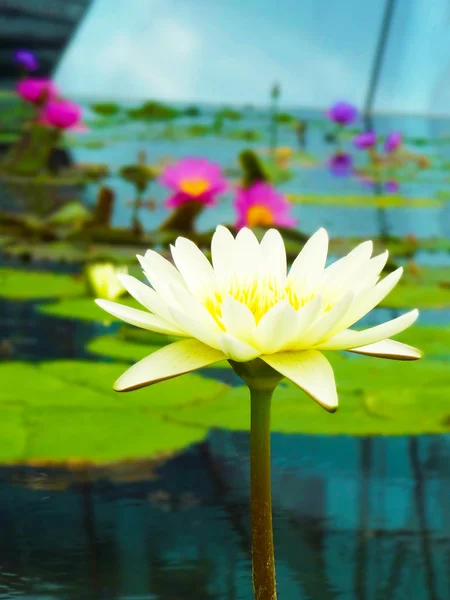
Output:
[246,205,274,227]
[204,276,315,326]
[179,177,210,197]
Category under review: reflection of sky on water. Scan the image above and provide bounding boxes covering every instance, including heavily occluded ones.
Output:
[0,431,448,599]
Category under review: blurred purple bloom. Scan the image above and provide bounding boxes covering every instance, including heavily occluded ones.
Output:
[13,50,39,71]
[326,101,358,126]
[385,131,402,153]
[385,180,399,194]
[353,131,376,150]
[328,152,353,177]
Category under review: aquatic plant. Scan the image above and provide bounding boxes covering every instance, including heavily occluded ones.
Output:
[385,180,400,193]
[119,152,157,235]
[326,101,358,126]
[16,77,58,104]
[40,98,83,130]
[234,182,295,229]
[96,226,421,600]
[127,101,180,121]
[13,49,39,72]
[159,157,228,208]
[90,102,121,117]
[353,131,377,149]
[385,131,402,153]
[86,263,128,301]
[269,82,281,154]
[328,152,353,176]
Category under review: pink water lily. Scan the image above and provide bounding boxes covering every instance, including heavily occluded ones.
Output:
[159,157,228,208]
[16,77,58,104]
[234,182,296,230]
[40,98,83,130]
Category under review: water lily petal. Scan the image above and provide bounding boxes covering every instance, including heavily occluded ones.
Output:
[260,228,287,284]
[221,296,256,345]
[261,350,338,412]
[255,301,299,353]
[322,240,373,295]
[114,339,226,391]
[234,228,262,280]
[138,250,186,295]
[117,274,174,322]
[218,333,260,362]
[347,339,423,360]
[317,309,419,350]
[349,250,389,294]
[171,237,216,298]
[300,291,354,346]
[169,304,220,348]
[337,267,403,331]
[211,225,235,286]
[95,299,186,336]
[288,228,328,295]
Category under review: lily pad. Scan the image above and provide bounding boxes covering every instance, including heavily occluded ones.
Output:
[288,194,440,208]
[36,296,140,322]
[0,361,227,464]
[173,356,450,435]
[381,283,450,308]
[0,268,85,300]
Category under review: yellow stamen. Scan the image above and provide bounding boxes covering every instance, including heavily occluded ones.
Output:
[247,205,274,227]
[179,177,210,197]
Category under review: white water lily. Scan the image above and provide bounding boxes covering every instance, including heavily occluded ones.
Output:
[86,263,128,301]
[96,226,422,411]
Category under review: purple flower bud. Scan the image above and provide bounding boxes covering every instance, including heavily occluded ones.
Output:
[385,180,399,193]
[326,101,358,126]
[353,131,377,150]
[13,50,39,72]
[385,132,402,153]
[328,152,353,177]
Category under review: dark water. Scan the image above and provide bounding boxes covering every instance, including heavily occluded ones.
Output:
[0,432,449,599]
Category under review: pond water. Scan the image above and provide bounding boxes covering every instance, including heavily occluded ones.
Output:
[0,432,449,599]
[1,105,449,599]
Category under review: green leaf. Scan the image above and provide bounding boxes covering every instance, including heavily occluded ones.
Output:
[0,268,85,300]
[0,361,227,464]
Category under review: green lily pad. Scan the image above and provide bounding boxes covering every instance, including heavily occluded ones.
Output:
[288,193,441,208]
[381,283,450,308]
[173,356,450,435]
[36,296,140,322]
[0,268,85,300]
[0,361,227,464]
[399,326,450,357]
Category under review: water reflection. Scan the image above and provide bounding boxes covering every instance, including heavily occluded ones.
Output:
[0,432,448,599]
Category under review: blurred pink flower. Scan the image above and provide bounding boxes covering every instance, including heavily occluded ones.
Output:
[16,77,58,104]
[40,98,83,130]
[159,157,228,207]
[234,182,296,230]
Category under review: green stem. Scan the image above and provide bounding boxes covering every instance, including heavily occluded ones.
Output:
[250,384,277,600]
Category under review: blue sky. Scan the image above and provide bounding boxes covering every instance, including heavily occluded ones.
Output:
[55,0,450,114]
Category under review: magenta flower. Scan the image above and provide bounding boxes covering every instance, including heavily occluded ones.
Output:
[40,99,83,130]
[16,77,58,104]
[385,132,402,153]
[385,180,399,194]
[234,182,296,230]
[326,101,358,126]
[353,131,377,150]
[159,157,228,208]
[328,152,353,177]
[13,50,39,72]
